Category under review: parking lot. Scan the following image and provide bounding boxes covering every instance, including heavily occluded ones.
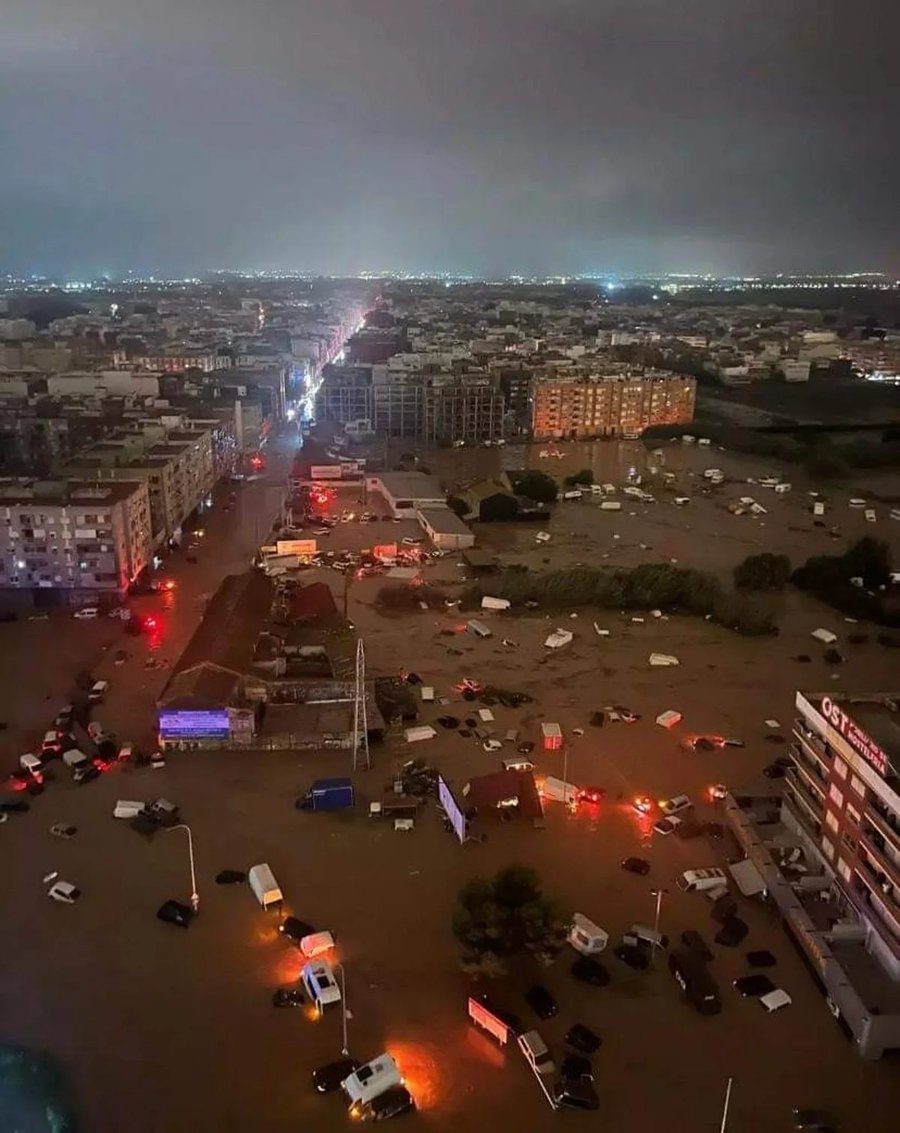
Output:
[2,435,899,1132]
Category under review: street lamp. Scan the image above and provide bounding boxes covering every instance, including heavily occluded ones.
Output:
[650,887,668,963]
[336,962,349,1055]
[168,823,199,912]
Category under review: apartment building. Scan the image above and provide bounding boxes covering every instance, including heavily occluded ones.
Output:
[62,423,216,546]
[317,364,504,443]
[788,692,900,974]
[0,478,152,600]
[532,370,696,439]
[316,364,374,428]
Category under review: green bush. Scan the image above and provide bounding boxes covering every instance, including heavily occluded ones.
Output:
[793,537,897,626]
[462,561,778,636]
[508,469,558,503]
[563,468,594,487]
[375,583,448,612]
[453,865,568,976]
[733,552,792,591]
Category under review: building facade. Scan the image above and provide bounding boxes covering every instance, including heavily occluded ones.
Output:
[0,479,152,600]
[532,371,696,439]
[788,691,900,979]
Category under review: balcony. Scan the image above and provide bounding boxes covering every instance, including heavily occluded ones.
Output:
[860,827,900,893]
[867,801,900,856]
[783,776,823,834]
[853,862,900,953]
[792,720,832,768]
[791,744,828,795]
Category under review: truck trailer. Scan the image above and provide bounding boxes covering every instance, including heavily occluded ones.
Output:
[296,777,355,811]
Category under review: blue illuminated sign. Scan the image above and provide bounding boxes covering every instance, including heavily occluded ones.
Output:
[159,710,230,739]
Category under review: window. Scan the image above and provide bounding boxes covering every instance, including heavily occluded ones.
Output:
[828,784,844,810]
[825,810,840,834]
[849,774,866,800]
[841,831,858,854]
[837,858,852,884]
[821,836,835,860]
[833,756,847,780]
[846,803,861,827]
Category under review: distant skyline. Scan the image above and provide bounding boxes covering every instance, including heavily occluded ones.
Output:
[4,1,899,278]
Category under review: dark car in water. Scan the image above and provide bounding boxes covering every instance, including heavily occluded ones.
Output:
[312,1059,360,1094]
[681,929,713,961]
[621,856,651,876]
[362,1084,415,1122]
[733,974,776,998]
[156,899,193,928]
[553,1079,599,1111]
[565,1024,601,1054]
[525,984,558,1019]
[571,957,610,987]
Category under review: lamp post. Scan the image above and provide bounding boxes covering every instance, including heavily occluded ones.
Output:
[719,1077,733,1133]
[336,963,349,1055]
[650,887,667,964]
[168,824,199,912]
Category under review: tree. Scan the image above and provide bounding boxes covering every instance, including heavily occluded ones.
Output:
[733,552,792,592]
[509,470,558,503]
[446,495,469,519]
[564,468,593,487]
[452,865,568,977]
[480,493,519,522]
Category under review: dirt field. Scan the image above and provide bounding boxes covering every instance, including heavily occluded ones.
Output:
[2,436,899,1133]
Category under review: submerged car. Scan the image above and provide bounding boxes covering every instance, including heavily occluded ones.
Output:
[313,1059,360,1094]
[571,957,610,987]
[653,815,684,836]
[525,984,558,1019]
[621,856,651,876]
[47,880,80,904]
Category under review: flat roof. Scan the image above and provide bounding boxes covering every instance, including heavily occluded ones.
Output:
[417,507,472,536]
[377,471,444,499]
[0,479,144,506]
[804,692,900,778]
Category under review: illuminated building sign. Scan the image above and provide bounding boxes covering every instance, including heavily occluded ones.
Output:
[159,710,230,740]
[820,696,888,777]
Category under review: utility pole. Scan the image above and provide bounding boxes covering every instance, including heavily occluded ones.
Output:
[352,638,370,771]
[651,887,668,964]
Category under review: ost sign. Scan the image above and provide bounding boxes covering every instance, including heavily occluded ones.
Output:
[820,695,888,777]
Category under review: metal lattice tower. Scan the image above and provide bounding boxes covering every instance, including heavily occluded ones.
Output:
[352,637,370,771]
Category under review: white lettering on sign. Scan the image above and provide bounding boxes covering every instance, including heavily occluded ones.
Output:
[820,696,888,777]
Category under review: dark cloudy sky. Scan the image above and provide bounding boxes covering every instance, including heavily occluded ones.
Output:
[2,0,897,277]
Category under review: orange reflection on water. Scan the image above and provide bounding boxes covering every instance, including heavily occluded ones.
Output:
[385,1040,446,1112]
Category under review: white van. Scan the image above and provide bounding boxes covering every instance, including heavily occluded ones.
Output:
[248,863,283,909]
[568,913,609,955]
[342,1054,402,1107]
[113,800,145,819]
[541,776,578,804]
[599,500,621,511]
[503,755,534,772]
[760,988,792,1013]
[301,960,342,1011]
[467,619,492,638]
[677,867,728,893]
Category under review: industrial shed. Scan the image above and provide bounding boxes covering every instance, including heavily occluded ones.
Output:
[416,507,475,550]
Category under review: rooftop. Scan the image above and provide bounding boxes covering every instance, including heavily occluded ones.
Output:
[0,477,145,507]
[416,507,473,536]
[377,471,444,498]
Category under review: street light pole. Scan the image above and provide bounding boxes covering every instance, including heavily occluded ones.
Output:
[336,963,349,1055]
[719,1077,733,1133]
[651,887,667,964]
[168,824,199,912]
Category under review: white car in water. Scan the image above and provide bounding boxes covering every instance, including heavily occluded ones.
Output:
[48,881,81,904]
[653,815,684,836]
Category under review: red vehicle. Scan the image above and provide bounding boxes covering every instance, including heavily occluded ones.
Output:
[633,795,654,816]
[577,786,606,805]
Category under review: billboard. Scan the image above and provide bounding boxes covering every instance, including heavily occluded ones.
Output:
[438,775,467,844]
[159,709,230,740]
[276,539,317,557]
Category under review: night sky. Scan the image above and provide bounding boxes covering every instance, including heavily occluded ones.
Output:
[3,0,897,278]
